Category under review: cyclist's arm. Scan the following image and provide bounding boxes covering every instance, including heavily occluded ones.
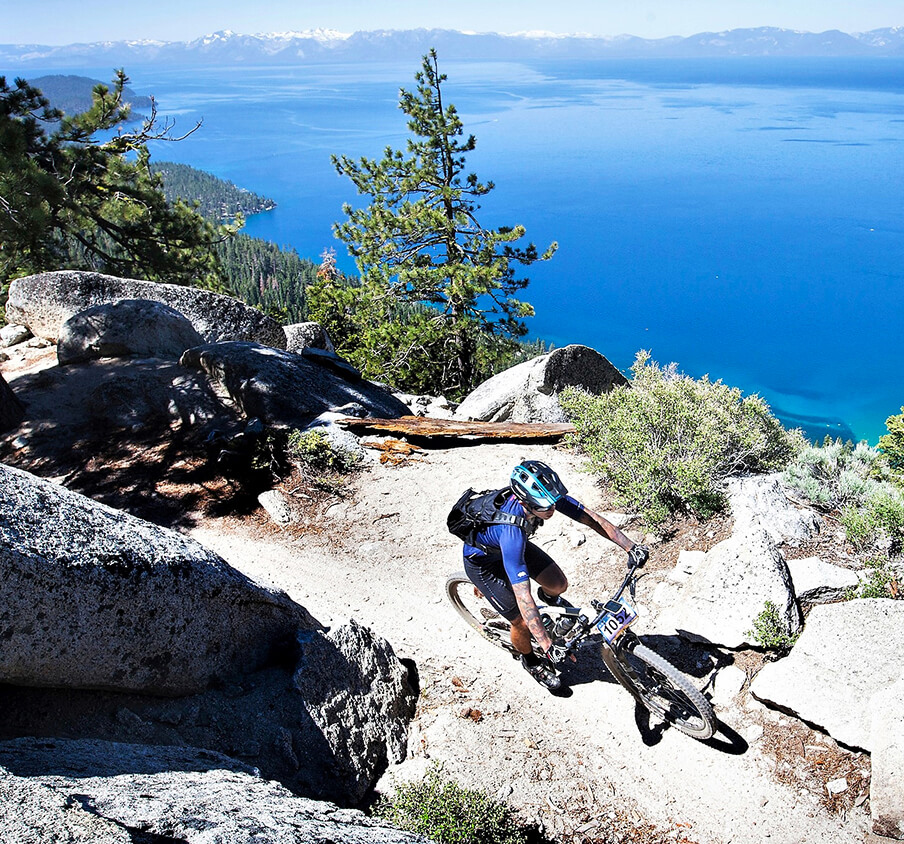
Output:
[512,581,554,653]
[497,526,555,653]
[559,496,635,552]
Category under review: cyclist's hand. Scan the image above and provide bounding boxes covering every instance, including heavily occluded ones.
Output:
[545,641,566,664]
[628,544,649,568]
[545,639,576,664]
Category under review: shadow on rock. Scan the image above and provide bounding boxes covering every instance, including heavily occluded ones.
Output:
[0,621,418,806]
[2,359,244,530]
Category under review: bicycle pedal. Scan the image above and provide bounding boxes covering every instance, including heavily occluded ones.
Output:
[480,608,500,620]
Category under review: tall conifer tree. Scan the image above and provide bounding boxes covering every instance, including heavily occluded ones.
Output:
[331,50,556,396]
[1,70,227,293]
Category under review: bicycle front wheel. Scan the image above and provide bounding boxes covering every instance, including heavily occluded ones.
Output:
[445,571,517,654]
[602,640,715,740]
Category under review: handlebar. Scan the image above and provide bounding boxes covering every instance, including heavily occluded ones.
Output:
[562,555,648,657]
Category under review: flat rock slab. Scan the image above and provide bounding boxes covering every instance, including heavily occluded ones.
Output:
[870,674,904,839]
[0,738,428,844]
[751,599,904,751]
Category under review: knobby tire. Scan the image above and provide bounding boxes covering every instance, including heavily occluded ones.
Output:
[602,639,715,740]
[445,572,517,653]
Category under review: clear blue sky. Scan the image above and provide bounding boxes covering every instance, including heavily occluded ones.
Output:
[6,0,902,46]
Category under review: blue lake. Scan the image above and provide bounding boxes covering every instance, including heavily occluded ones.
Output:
[15,58,904,443]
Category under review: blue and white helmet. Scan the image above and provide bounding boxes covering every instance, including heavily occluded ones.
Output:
[510,460,568,510]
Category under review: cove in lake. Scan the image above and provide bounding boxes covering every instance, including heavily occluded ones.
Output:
[18,58,904,443]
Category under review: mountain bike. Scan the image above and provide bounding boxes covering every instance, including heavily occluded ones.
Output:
[445,556,715,740]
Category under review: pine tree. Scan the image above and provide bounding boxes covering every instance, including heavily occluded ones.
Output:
[331,50,556,397]
[1,70,228,294]
[879,407,904,480]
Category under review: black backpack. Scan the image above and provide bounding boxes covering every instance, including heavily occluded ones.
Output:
[447,487,533,552]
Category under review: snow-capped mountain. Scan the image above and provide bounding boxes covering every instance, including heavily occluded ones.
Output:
[1,26,902,68]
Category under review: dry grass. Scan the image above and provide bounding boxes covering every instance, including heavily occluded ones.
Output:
[760,719,870,816]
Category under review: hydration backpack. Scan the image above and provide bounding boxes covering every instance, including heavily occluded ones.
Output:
[447,487,533,551]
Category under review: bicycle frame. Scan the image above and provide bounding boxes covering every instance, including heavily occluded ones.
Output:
[538,559,646,660]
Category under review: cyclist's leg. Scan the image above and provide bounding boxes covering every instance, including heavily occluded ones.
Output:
[462,554,521,621]
[524,541,569,599]
[509,615,533,654]
[463,555,538,656]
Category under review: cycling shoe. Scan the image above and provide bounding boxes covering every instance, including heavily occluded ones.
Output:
[521,654,562,692]
[537,587,573,608]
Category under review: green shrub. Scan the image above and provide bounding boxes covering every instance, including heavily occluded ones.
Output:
[784,439,904,554]
[746,601,799,654]
[848,556,902,600]
[373,765,528,844]
[879,406,904,486]
[286,429,361,493]
[560,351,803,526]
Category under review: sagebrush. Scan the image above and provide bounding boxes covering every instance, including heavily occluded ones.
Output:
[783,438,904,554]
[373,765,528,844]
[561,351,804,526]
[846,556,902,600]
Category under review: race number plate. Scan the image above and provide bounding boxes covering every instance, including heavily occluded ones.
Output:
[597,596,638,644]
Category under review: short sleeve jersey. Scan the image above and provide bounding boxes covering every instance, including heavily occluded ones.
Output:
[463,494,585,586]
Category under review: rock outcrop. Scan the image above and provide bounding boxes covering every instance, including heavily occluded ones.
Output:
[455,344,627,424]
[726,473,821,545]
[0,324,30,348]
[750,599,904,751]
[0,738,428,843]
[0,463,417,803]
[0,620,416,803]
[181,341,410,427]
[284,321,336,354]
[6,270,286,348]
[6,358,242,458]
[0,462,318,695]
[787,556,860,604]
[57,298,204,365]
[0,372,24,432]
[654,529,801,648]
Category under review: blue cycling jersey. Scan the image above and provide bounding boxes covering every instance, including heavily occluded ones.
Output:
[464,493,585,586]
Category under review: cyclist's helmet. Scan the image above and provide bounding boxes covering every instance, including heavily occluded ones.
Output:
[510,460,568,510]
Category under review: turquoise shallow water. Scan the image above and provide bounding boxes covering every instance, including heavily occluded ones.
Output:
[13,58,904,443]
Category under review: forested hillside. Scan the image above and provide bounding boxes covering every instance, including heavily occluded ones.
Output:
[29,74,152,119]
[214,233,317,323]
[153,162,276,221]
[151,161,313,323]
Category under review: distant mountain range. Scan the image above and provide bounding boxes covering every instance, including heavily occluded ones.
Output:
[2,26,903,68]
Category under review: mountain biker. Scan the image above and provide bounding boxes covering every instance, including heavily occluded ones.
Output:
[462,459,648,692]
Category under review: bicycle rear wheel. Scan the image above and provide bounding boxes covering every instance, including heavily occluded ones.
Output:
[602,639,715,740]
[445,571,517,654]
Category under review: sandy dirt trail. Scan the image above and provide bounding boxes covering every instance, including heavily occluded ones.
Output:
[189,440,875,844]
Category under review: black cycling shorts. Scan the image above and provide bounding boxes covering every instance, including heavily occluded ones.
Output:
[463,541,556,621]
